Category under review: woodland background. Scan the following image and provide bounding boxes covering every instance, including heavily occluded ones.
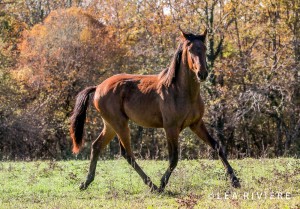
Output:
[0,0,299,160]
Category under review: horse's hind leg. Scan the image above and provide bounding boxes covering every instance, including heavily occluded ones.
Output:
[117,124,158,192]
[80,122,115,190]
[190,120,241,188]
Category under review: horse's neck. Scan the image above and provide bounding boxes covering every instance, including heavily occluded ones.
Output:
[176,60,200,100]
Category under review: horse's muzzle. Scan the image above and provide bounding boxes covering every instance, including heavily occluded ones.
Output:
[198,71,208,81]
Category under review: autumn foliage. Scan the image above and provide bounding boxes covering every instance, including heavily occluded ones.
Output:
[18,8,121,89]
[0,1,299,159]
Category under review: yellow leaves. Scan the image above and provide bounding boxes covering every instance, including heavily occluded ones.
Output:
[19,24,47,57]
[67,7,85,17]
[0,13,26,58]
[217,85,229,95]
[80,27,92,43]
[223,0,235,13]
[223,42,238,58]
[30,24,47,39]
[11,66,33,82]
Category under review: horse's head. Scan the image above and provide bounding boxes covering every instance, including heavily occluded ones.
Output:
[180,28,208,81]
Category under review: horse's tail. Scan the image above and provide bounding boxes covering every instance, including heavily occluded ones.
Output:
[70,86,97,154]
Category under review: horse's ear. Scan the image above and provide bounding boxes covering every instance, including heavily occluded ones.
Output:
[199,28,207,42]
[179,26,189,40]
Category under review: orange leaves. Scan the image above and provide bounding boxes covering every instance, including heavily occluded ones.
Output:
[17,7,118,91]
[80,27,92,43]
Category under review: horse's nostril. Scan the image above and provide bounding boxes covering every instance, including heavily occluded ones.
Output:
[204,71,208,79]
[198,71,208,81]
[197,71,201,78]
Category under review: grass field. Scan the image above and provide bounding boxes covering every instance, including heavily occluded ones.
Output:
[0,158,299,208]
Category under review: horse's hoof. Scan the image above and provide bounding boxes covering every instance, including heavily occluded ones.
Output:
[79,182,87,191]
[231,177,241,188]
[157,187,165,193]
[150,184,158,193]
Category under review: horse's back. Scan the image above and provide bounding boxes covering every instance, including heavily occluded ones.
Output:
[93,74,164,128]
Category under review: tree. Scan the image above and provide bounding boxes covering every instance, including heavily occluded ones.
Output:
[3,7,124,159]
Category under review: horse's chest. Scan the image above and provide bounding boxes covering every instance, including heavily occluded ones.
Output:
[181,109,200,128]
[181,101,204,128]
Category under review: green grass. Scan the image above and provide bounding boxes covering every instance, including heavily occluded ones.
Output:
[0,158,299,208]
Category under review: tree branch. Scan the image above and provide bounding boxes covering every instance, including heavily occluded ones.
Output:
[214,36,224,59]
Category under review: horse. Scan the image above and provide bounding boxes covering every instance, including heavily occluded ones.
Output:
[70,28,241,192]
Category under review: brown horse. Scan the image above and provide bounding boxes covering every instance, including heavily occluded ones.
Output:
[70,28,240,192]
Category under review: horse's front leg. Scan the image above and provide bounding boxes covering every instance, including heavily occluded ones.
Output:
[80,125,115,190]
[158,127,179,192]
[190,120,241,188]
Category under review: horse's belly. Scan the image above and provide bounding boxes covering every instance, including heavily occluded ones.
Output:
[129,114,163,128]
[123,99,163,128]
